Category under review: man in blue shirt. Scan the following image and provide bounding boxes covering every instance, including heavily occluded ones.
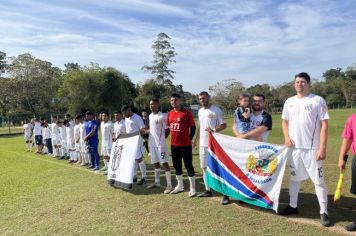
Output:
[84,111,100,171]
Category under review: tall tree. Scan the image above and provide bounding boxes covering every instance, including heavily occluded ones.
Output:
[0,51,7,75]
[142,32,177,84]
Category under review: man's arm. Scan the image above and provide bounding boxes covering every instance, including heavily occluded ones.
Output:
[338,138,352,170]
[282,119,294,147]
[189,126,196,140]
[193,126,200,148]
[241,126,268,140]
[316,120,328,161]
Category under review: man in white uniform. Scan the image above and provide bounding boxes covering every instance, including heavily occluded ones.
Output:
[122,105,147,185]
[65,119,76,163]
[33,118,43,154]
[51,117,60,157]
[23,119,33,152]
[143,99,173,193]
[59,120,67,159]
[279,72,331,227]
[194,91,226,197]
[113,111,126,140]
[74,114,82,165]
[100,111,114,172]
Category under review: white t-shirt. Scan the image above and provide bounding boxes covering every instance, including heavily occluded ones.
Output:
[79,123,86,142]
[60,126,66,142]
[198,105,226,147]
[66,123,75,144]
[114,119,126,138]
[101,121,114,148]
[33,121,42,136]
[282,93,329,149]
[43,126,51,139]
[23,123,33,137]
[51,123,60,141]
[148,112,167,148]
[125,113,144,134]
[74,124,81,142]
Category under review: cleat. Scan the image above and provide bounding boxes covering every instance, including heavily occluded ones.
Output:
[170,186,184,194]
[345,222,356,231]
[221,195,230,205]
[320,213,331,227]
[146,183,160,189]
[278,205,299,215]
[164,186,173,194]
[137,178,147,185]
[197,190,213,197]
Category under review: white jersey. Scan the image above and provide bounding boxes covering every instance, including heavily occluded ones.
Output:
[43,126,51,139]
[66,123,75,146]
[148,112,167,148]
[23,123,33,138]
[282,93,329,149]
[79,122,86,142]
[198,105,226,147]
[74,124,81,143]
[101,121,114,148]
[51,123,61,141]
[125,113,144,134]
[33,121,42,136]
[113,119,126,138]
[60,126,66,143]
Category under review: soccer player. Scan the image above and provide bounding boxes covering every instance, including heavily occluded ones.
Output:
[166,93,196,197]
[65,118,76,164]
[80,117,90,166]
[100,111,114,172]
[74,114,82,165]
[121,105,147,185]
[60,120,67,159]
[279,72,331,227]
[337,113,356,232]
[51,117,60,157]
[33,117,43,154]
[194,91,226,197]
[23,119,33,152]
[113,111,125,140]
[144,99,173,193]
[142,111,150,155]
[42,120,53,155]
[84,111,100,171]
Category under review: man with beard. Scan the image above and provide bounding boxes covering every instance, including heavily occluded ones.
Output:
[222,93,272,205]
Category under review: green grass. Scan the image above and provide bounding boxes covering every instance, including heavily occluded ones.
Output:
[1,109,356,235]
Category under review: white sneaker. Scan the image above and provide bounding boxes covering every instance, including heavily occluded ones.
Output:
[146,183,161,189]
[170,185,184,194]
[164,185,173,194]
[189,191,197,198]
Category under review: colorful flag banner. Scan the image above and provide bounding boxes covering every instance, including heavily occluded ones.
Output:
[207,132,289,212]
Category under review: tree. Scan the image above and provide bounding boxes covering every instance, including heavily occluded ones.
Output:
[7,53,62,117]
[0,51,8,75]
[142,32,177,84]
[209,79,245,113]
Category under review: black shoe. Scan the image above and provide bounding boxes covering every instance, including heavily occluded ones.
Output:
[345,222,356,231]
[197,190,213,197]
[133,177,137,183]
[278,205,299,215]
[320,213,331,227]
[221,195,230,205]
[137,178,147,185]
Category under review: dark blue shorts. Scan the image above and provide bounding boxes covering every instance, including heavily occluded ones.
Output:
[351,156,356,195]
[35,135,43,145]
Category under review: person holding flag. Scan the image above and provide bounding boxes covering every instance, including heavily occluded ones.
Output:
[337,113,356,232]
[194,91,226,198]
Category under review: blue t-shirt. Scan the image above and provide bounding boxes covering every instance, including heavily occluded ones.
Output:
[85,120,99,145]
[234,107,251,134]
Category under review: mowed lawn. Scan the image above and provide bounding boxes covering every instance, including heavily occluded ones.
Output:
[1,109,356,235]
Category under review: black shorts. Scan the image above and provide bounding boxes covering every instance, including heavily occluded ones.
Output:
[351,155,356,195]
[35,135,43,145]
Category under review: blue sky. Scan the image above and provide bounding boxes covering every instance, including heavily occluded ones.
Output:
[1,0,356,93]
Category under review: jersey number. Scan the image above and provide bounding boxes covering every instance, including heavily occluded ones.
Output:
[170,123,180,131]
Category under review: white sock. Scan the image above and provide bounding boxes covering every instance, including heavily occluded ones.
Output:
[202,168,210,191]
[188,176,196,194]
[29,143,32,152]
[134,162,138,176]
[176,175,184,189]
[165,171,172,187]
[154,168,160,184]
[26,143,31,151]
[289,180,300,208]
[104,159,108,168]
[139,162,147,178]
[315,182,328,214]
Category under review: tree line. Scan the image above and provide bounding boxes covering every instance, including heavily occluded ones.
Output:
[1,32,355,125]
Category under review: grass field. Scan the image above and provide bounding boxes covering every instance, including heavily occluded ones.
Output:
[1,109,356,235]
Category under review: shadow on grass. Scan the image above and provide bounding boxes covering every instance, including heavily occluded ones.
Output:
[223,188,356,224]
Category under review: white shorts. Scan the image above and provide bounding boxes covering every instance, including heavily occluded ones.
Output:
[287,148,325,185]
[101,146,111,156]
[149,146,168,164]
[199,146,209,168]
[52,139,61,146]
[80,142,89,153]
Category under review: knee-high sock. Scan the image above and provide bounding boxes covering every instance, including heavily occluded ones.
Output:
[289,180,300,208]
[133,162,138,178]
[315,182,328,214]
[176,175,184,189]
[154,168,160,184]
[202,168,210,191]
[188,176,196,194]
[165,171,172,187]
[139,161,147,178]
